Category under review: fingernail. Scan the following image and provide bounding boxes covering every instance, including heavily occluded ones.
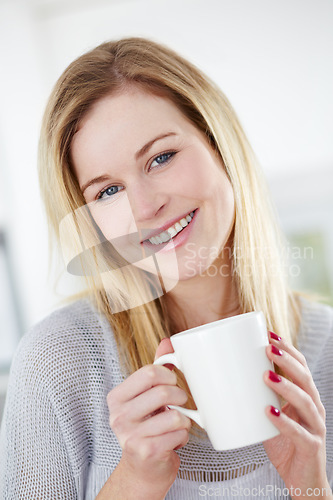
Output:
[268,370,282,383]
[269,331,281,341]
[271,345,283,356]
[270,405,280,417]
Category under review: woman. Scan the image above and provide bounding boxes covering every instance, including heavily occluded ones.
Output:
[1,37,332,499]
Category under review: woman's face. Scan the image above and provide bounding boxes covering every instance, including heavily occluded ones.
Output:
[71,87,235,283]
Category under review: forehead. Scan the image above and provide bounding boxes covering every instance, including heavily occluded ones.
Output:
[70,87,199,178]
[75,87,191,139]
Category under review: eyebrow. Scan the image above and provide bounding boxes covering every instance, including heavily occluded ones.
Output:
[81,132,177,195]
[135,132,177,160]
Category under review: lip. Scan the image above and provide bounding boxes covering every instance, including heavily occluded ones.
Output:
[139,208,198,243]
[141,208,199,253]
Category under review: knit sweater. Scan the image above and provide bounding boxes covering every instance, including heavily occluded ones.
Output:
[0,296,332,499]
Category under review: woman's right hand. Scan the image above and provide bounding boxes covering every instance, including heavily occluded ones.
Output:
[106,339,191,499]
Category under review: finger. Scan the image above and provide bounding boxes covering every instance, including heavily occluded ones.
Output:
[264,405,323,456]
[154,338,175,371]
[155,338,174,359]
[120,427,190,457]
[131,384,188,421]
[264,370,325,435]
[266,343,325,417]
[269,331,307,367]
[143,428,190,455]
[108,364,177,404]
[140,409,192,437]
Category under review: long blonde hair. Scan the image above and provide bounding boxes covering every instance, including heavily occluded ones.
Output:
[39,37,301,387]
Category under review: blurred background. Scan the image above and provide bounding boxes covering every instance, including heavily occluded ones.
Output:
[0,0,332,418]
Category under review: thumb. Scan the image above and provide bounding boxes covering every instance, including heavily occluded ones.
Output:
[155,337,174,359]
[154,338,175,370]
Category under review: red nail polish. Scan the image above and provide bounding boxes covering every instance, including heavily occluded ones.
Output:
[270,405,280,417]
[271,345,283,356]
[269,331,281,341]
[268,370,282,383]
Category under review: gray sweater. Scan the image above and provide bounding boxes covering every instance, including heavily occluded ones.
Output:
[1,296,333,499]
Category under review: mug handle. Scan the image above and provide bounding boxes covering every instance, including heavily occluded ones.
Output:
[154,353,203,428]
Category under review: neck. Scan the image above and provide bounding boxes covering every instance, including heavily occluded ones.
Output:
[165,249,240,332]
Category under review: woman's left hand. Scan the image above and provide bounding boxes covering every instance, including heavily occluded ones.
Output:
[264,332,332,499]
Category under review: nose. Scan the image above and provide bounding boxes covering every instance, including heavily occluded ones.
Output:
[126,178,169,226]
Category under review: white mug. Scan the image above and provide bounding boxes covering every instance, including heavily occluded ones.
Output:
[154,311,280,450]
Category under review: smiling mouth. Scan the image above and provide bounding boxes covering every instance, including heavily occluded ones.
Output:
[142,209,197,246]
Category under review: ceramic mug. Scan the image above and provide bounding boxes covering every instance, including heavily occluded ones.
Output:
[154,311,280,450]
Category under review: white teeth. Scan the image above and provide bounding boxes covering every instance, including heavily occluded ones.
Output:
[147,210,196,245]
[160,231,171,242]
[167,226,177,238]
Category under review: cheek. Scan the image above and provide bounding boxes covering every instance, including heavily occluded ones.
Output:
[178,147,234,212]
[88,195,137,241]
[89,198,143,266]
[212,173,235,227]
[218,176,235,216]
[170,151,216,201]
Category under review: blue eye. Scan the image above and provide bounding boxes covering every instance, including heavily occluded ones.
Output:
[150,151,176,169]
[97,185,123,201]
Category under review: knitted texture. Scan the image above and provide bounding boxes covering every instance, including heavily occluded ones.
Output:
[0,297,332,499]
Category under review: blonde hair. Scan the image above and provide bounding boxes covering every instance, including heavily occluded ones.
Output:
[39,37,301,391]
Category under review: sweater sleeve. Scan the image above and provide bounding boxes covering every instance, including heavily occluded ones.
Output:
[297,298,333,487]
[0,333,78,500]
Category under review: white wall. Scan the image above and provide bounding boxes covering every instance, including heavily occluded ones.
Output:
[0,0,332,342]
[0,1,49,339]
[35,0,333,175]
